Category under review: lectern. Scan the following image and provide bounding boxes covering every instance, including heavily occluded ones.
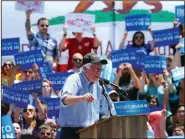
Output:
[78,115,147,138]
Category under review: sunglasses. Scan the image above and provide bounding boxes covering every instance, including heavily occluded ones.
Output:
[134,36,143,40]
[4,63,13,67]
[23,109,34,113]
[24,70,33,74]
[73,59,82,62]
[40,24,49,27]
[40,132,51,136]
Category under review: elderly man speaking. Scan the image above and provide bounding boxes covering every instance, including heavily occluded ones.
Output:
[59,53,112,138]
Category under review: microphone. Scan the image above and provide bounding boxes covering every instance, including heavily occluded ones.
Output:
[101,78,130,100]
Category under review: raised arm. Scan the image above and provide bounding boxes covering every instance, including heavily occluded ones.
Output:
[59,25,68,51]
[119,30,127,49]
[25,10,32,35]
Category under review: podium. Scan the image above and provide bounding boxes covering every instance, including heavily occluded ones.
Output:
[78,115,147,138]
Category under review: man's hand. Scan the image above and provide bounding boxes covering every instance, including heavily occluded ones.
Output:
[31,92,38,99]
[91,26,96,33]
[173,19,179,27]
[148,26,152,33]
[81,93,95,102]
[125,63,133,72]
[32,63,39,72]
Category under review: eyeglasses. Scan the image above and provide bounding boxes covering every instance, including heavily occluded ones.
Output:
[177,110,185,114]
[73,59,82,62]
[40,24,49,28]
[4,63,13,67]
[24,70,33,74]
[94,68,103,72]
[23,109,34,113]
[40,132,51,136]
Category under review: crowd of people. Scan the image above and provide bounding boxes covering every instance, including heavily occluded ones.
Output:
[1,9,184,139]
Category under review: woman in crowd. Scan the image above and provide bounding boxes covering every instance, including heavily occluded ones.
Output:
[166,104,185,136]
[13,123,22,138]
[42,79,60,98]
[2,60,19,86]
[119,27,158,55]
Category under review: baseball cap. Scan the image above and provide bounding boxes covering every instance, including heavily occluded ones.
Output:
[108,90,119,96]
[83,53,108,65]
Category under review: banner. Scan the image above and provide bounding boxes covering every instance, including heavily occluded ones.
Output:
[15,1,44,13]
[144,56,166,74]
[12,80,42,93]
[152,27,180,47]
[125,14,151,31]
[33,97,60,118]
[113,100,150,116]
[14,50,44,69]
[2,38,20,56]
[65,13,95,33]
[2,115,16,139]
[46,72,73,91]
[2,85,29,108]
[168,136,184,138]
[171,67,184,81]
[177,38,184,54]
[175,5,184,23]
[110,48,145,70]
[39,61,53,79]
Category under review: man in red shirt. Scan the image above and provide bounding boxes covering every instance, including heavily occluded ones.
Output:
[59,26,100,70]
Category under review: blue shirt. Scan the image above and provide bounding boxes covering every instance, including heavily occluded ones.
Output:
[59,71,111,128]
[27,31,58,60]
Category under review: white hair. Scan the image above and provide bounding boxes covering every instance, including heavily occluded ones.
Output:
[83,63,93,70]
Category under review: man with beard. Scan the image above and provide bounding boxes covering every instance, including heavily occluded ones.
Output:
[25,10,58,70]
[113,63,140,101]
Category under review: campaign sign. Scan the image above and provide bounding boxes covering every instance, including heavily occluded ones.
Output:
[113,100,150,116]
[125,14,151,31]
[2,85,29,108]
[12,80,42,93]
[110,48,138,68]
[2,38,20,56]
[15,1,44,13]
[145,56,166,74]
[177,38,184,54]
[2,115,16,139]
[152,27,180,47]
[150,105,163,113]
[65,13,95,33]
[168,136,184,138]
[171,67,184,81]
[14,50,44,69]
[38,61,53,79]
[33,97,60,118]
[175,5,184,23]
[46,72,73,91]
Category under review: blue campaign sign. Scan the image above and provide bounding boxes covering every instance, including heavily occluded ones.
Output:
[153,27,180,47]
[2,38,20,56]
[125,14,151,31]
[2,85,30,108]
[12,80,42,93]
[2,115,16,139]
[171,67,184,81]
[177,38,184,54]
[168,136,184,139]
[39,61,53,79]
[175,5,184,23]
[14,50,44,69]
[46,72,73,91]
[33,97,60,118]
[144,56,166,74]
[150,105,163,113]
[113,100,150,116]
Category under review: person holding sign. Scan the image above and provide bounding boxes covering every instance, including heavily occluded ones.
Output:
[59,53,111,138]
[59,25,101,70]
[25,10,58,70]
[119,28,158,56]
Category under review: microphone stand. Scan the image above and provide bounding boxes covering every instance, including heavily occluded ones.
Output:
[99,81,113,118]
[113,86,130,101]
